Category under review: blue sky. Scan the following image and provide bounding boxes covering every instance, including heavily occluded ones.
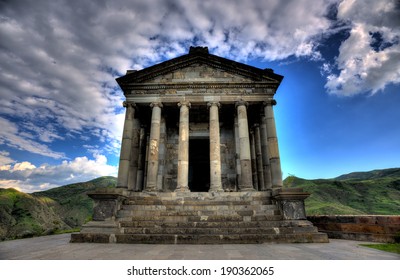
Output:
[0,0,399,192]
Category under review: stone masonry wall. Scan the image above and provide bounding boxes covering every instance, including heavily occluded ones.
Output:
[308,215,400,243]
[164,126,179,191]
[220,126,237,191]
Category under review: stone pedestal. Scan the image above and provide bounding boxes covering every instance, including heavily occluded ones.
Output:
[274,188,310,220]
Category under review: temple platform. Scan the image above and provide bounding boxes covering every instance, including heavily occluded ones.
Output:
[71,191,328,244]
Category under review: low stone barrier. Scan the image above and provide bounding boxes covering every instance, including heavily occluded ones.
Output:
[307,215,400,243]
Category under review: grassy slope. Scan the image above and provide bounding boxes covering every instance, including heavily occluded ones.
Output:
[284,168,400,215]
[33,176,117,228]
[0,188,67,240]
[0,176,117,240]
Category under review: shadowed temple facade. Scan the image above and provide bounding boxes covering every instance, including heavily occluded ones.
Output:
[71,47,328,244]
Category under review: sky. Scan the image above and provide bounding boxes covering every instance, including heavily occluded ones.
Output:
[0,0,399,193]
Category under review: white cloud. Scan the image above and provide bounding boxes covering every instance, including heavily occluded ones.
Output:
[0,150,14,166]
[0,155,117,193]
[325,0,400,95]
[0,117,65,159]
[12,161,36,171]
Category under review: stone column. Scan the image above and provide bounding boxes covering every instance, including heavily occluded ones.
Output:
[234,115,241,189]
[260,117,272,190]
[176,101,190,192]
[208,102,223,192]
[254,124,266,191]
[264,100,283,188]
[235,101,255,191]
[127,118,140,191]
[117,102,135,188]
[145,102,162,192]
[250,129,259,190]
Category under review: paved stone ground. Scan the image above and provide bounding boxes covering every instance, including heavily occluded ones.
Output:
[0,234,398,260]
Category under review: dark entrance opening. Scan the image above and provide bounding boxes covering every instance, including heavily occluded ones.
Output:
[189,139,210,192]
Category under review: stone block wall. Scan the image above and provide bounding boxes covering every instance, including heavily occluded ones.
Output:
[220,126,237,191]
[308,215,400,243]
[164,126,179,191]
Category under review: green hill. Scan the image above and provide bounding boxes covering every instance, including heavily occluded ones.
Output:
[0,176,116,240]
[284,168,400,215]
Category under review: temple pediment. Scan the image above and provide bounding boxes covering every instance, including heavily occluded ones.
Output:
[132,63,258,84]
[116,47,283,94]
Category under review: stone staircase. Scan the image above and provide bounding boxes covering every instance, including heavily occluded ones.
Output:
[73,192,327,244]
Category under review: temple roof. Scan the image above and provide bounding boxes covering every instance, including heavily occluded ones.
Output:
[116,46,283,90]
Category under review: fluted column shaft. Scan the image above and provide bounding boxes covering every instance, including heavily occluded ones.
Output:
[117,102,135,188]
[264,100,283,187]
[260,117,272,190]
[145,102,162,191]
[176,101,190,192]
[208,102,223,192]
[236,101,255,191]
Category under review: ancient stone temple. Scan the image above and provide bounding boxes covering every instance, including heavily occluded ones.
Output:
[71,47,328,244]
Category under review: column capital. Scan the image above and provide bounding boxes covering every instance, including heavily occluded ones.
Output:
[123,101,136,108]
[253,123,260,128]
[207,102,221,109]
[235,100,248,108]
[263,99,277,106]
[177,101,191,108]
[150,102,163,108]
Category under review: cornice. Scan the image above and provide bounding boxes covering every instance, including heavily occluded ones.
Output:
[123,82,279,91]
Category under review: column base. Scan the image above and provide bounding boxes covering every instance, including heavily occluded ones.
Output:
[144,184,157,192]
[175,186,190,192]
[239,185,255,192]
[209,186,224,192]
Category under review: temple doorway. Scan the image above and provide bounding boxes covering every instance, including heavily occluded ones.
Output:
[188,138,210,192]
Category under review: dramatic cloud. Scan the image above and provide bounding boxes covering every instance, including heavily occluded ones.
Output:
[0,154,117,193]
[0,117,65,159]
[325,0,400,95]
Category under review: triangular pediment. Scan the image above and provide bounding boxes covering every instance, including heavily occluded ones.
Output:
[138,63,259,84]
[116,48,283,90]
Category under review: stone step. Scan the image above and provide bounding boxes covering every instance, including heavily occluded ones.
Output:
[120,204,278,211]
[123,199,272,206]
[114,232,329,244]
[122,226,319,235]
[119,219,308,228]
[117,209,279,218]
[117,214,283,223]
[123,192,271,200]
